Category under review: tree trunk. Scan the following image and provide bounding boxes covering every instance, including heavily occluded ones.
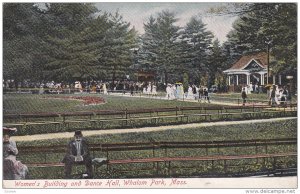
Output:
[164,70,168,84]
[112,65,116,89]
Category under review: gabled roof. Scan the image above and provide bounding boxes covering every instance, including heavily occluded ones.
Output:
[227,52,268,71]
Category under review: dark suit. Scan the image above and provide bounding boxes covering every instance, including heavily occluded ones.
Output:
[62,138,93,178]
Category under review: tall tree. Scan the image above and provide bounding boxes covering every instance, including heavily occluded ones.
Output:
[181,16,214,84]
[138,11,181,84]
[207,39,227,89]
[137,16,159,72]
[96,11,137,84]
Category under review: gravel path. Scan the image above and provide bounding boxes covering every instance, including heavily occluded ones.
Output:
[11,117,296,142]
[108,92,241,106]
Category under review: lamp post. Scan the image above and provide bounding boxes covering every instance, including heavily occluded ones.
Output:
[286,75,294,95]
[265,39,272,85]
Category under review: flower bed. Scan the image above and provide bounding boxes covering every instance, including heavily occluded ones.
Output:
[45,96,105,105]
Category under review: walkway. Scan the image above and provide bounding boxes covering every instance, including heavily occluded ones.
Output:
[11,117,297,142]
[107,92,265,106]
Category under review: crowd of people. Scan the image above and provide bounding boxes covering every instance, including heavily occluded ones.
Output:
[268,85,290,106]
[241,84,290,106]
[3,79,293,106]
[165,83,210,102]
[242,82,264,94]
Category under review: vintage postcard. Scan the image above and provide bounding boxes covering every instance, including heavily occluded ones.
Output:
[2,1,298,192]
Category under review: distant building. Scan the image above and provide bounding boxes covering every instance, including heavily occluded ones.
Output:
[134,70,155,82]
[223,52,287,92]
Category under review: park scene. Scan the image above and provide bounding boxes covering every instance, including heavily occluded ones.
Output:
[2,2,297,185]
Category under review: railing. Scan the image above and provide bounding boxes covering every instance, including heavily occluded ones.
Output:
[3,104,297,135]
[4,104,296,120]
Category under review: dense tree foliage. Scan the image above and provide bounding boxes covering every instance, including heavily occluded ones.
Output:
[138,13,214,85]
[3,3,137,83]
[3,3,297,90]
[181,17,214,85]
[3,3,45,86]
[137,11,182,84]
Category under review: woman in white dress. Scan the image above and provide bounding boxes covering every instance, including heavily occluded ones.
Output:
[275,85,280,105]
[187,85,194,99]
[103,83,108,94]
[143,87,147,94]
[177,83,184,99]
[171,84,176,99]
[166,84,170,99]
[146,82,152,95]
[152,84,157,96]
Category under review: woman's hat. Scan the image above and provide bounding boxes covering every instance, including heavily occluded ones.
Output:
[3,127,17,136]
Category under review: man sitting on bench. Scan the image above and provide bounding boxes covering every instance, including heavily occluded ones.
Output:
[62,130,93,179]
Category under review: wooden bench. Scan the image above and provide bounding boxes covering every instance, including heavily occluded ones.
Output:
[127,116,160,126]
[26,162,64,168]
[106,152,297,176]
[3,121,62,130]
[157,115,189,123]
[184,113,212,122]
[25,152,296,178]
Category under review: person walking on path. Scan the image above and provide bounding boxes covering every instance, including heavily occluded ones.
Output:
[269,85,277,107]
[203,88,210,103]
[241,87,247,106]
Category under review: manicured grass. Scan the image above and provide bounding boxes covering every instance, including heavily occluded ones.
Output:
[3,93,207,114]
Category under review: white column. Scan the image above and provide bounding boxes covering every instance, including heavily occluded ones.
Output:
[260,74,263,85]
[246,74,250,85]
[273,75,276,85]
[236,75,239,85]
[279,75,282,85]
[228,75,231,85]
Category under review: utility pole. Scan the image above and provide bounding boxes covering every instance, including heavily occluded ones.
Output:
[265,39,272,85]
[267,43,270,85]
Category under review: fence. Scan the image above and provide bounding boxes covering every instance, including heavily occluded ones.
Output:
[3,104,297,135]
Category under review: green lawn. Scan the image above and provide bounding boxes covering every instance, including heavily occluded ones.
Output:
[3,93,205,114]
[17,118,297,179]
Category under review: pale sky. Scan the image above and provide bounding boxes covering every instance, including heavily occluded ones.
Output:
[95,2,237,43]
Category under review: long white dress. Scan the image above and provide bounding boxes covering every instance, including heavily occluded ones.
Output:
[177,85,184,99]
[103,83,108,94]
[187,86,194,99]
[152,85,157,95]
[275,88,280,104]
[166,85,170,99]
[171,85,176,99]
[146,84,152,95]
